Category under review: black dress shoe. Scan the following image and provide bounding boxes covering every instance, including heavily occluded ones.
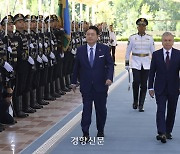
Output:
[139,106,144,112]
[97,132,104,137]
[133,102,138,109]
[156,134,166,143]
[80,134,90,143]
[166,133,172,139]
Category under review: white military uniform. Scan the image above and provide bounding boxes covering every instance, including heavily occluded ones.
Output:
[109,31,117,46]
[125,33,155,70]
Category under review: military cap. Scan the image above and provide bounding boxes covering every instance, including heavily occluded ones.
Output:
[24,15,31,22]
[14,13,24,23]
[136,18,148,26]
[38,15,44,21]
[1,15,14,25]
[51,14,58,21]
[44,16,53,23]
[31,15,37,22]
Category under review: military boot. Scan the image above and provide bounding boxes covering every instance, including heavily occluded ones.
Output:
[44,83,56,101]
[56,77,66,95]
[37,86,49,105]
[60,76,70,92]
[23,92,36,113]
[65,74,72,89]
[30,89,43,109]
[16,96,28,118]
[41,86,49,105]
[50,81,61,98]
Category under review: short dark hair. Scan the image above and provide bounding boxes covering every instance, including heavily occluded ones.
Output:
[88,26,99,35]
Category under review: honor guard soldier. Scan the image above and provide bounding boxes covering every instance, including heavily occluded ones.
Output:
[23,15,37,113]
[42,16,56,101]
[32,15,49,107]
[13,13,34,117]
[125,18,155,112]
[52,15,71,92]
[0,15,17,124]
[0,17,16,125]
[51,15,66,96]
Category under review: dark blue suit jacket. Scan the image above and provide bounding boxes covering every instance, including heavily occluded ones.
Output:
[71,43,114,93]
[148,48,180,95]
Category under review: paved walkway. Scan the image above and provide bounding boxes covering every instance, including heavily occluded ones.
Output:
[22,71,180,154]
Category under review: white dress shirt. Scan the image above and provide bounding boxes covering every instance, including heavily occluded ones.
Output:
[163,48,172,61]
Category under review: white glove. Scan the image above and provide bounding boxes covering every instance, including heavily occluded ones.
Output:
[71,49,77,55]
[29,43,34,48]
[125,66,130,71]
[42,54,48,62]
[83,38,86,42]
[39,43,43,48]
[72,39,76,44]
[44,43,48,48]
[50,52,55,59]
[8,46,12,53]
[51,40,54,45]
[60,53,64,58]
[37,55,43,63]
[3,61,13,72]
[28,56,35,65]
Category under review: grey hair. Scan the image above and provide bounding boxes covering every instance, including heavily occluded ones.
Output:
[162,32,174,38]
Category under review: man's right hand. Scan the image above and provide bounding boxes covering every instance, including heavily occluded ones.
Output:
[125,66,130,71]
[3,62,13,72]
[149,89,155,98]
[70,84,76,93]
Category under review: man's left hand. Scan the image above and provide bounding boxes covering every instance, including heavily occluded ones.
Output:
[105,79,112,86]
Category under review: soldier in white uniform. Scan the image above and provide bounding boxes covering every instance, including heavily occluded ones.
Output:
[109,24,117,66]
[125,18,155,112]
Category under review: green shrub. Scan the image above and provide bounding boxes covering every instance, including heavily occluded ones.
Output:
[117,36,180,42]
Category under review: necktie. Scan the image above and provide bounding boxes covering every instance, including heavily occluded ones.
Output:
[166,51,169,69]
[89,48,94,67]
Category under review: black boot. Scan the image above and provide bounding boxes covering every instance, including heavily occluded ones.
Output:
[56,77,66,95]
[41,86,49,105]
[51,81,61,98]
[138,91,146,112]
[61,76,71,92]
[31,89,43,109]
[38,86,49,105]
[16,96,28,118]
[65,74,71,89]
[44,83,56,101]
[23,92,36,113]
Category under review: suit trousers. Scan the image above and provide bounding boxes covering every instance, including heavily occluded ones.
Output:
[81,87,107,134]
[155,93,179,134]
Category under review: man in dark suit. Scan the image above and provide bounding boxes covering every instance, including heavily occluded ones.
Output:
[71,26,114,141]
[148,32,180,143]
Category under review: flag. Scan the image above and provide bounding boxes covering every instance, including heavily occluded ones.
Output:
[58,0,71,52]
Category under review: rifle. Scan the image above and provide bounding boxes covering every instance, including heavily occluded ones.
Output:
[27,16,36,70]
[47,15,57,65]
[4,16,14,81]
